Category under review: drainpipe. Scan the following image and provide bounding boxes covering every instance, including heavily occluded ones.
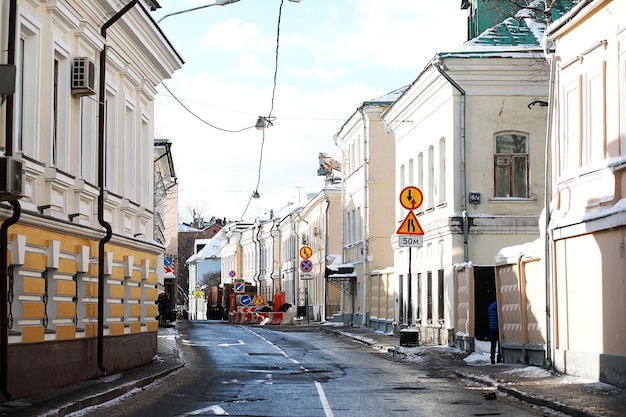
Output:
[253,222,260,290]
[323,194,330,322]
[357,106,370,327]
[97,0,139,374]
[332,134,346,317]
[433,58,468,262]
[270,218,277,297]
[1,0,21,400]
[542,37,557,370]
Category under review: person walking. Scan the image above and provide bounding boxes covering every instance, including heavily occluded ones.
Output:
[156,292,170,326]
[488,300,502,364]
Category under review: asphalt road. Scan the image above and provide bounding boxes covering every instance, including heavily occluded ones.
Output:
[75,321,554,417]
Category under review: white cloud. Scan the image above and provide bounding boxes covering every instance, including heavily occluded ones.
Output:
[154,0,467,222]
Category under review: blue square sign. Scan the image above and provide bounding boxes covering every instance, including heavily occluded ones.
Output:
[469,192,481,205]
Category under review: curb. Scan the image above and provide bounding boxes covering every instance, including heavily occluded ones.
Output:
[321,327,599,417]
[452,371,596,417]
[41,360,185,417]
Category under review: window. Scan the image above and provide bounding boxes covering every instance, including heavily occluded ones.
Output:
[80,93,96,182]
[494,132,529,198]
[427,271,432,322]
[417,152,424,211]
[52,59,59,165]
[437,269,444,321]
[438,138,446,204]
[140,117,150,205]
[17,22,40,157]
[125,104,136,200]
[427,146,434,208]
[105,93,117,191]
[416,272,422,320]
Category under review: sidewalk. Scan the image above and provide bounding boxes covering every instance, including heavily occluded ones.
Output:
[0,325,184,417]
[1,322,624,416]
[318,323,626,417]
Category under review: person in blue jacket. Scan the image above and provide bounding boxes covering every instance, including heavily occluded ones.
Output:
[488,301,502,364]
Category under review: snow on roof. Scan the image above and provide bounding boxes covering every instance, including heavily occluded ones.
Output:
[366,85,410,104]
[186,231,223,264]
[442,3,547,59]
[439,1,580,60]
[178,223,200,232]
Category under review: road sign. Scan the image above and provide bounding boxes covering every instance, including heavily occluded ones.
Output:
[398,235,423,247]
[396,211,424,235]
[234,281,245,293]
[229,270,236,278]
[193,290,203,299]
[299,245,312,259]
[399,186,423,210]
[239,294,252,306]
[300,272,313,280]
[253,294,265,305]
[300,259,313,272]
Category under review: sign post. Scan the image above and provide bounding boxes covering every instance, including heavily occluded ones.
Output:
[397,186,425,326]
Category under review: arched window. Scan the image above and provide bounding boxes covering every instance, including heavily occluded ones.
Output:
[494,132,529,198]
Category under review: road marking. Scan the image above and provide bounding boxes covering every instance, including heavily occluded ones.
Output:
[177,404,229,415]
[217,339,245,347]
[244,327,289,357]
[180,339,245,347]
[315,381,334,417]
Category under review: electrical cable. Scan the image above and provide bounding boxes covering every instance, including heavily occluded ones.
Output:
[161,82,257,133]
[240,0,285,221]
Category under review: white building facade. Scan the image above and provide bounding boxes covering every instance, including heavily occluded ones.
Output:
[547,0,626,387]
[384,9,550,345]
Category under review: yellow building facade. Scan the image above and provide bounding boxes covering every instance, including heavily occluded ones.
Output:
[0,0,182,399]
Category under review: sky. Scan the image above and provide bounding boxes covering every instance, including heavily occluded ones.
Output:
[151,0,468,224]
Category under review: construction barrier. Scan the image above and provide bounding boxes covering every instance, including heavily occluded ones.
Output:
[228,312,264,324]
[228,311,295,325]
[238,306,260,313]
[258,312,295,325]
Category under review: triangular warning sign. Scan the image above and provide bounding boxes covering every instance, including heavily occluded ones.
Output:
[253,294,266,305]
[396,211,424,235]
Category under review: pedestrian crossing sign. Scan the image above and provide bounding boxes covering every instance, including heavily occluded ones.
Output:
[396,211,424,235]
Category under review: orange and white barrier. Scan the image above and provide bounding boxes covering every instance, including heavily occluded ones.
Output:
[228,310,295,325]
[228,312,264,324]
[238,306,260,313]
[258,312,295,325]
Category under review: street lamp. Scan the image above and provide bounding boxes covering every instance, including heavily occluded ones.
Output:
[158,0,240,23]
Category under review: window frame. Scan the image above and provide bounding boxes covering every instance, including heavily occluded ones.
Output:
[493,131,530,198]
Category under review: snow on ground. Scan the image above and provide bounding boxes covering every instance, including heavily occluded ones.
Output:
[463,340,492,365]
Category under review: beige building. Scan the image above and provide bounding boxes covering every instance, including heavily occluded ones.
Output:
[219,186,342,321]
[296,188,342,321]
[546,0,626,387]
[333,90,402,329]
[0,0,181,399]
[383,7,550,345]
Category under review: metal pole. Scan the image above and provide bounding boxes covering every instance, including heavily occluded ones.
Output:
[306,285,309,324]
[407,248,412,326]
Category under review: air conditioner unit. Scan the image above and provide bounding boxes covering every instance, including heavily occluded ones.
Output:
[71,57,96,96]
[0,156,23,199]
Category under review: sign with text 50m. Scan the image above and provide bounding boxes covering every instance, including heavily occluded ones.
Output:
[398,234,423,247]
[396,186,424,248]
